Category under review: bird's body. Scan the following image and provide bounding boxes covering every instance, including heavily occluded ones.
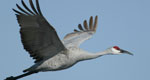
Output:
[25,47,105,72]
[26,47,82,72]
[5,0,133,80]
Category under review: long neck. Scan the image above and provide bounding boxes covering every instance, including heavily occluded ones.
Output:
[81,50,110,60]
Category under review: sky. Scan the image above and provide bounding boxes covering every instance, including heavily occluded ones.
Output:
[0,0,150,80]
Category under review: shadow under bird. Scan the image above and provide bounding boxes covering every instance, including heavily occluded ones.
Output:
[5,0,133,80]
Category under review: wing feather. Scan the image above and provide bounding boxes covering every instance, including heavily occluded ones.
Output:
[93,16,98,31]
[89,16,93,30]
[83,20,89,30]
[78,24,84,30]
[63,16,98,47]
[13,9,24,15]
[21,0,35,15]
[74,29,79,32]
[36,0,43,15]
[16,4,31,15]
[29,0,38,14]
[13,0,66,63]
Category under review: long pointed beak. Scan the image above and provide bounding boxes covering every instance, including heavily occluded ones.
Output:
[120,49,133,56]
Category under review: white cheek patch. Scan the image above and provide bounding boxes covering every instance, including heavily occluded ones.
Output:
[112,48,121,53]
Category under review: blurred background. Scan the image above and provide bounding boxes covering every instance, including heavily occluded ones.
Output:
[0,0,150,80]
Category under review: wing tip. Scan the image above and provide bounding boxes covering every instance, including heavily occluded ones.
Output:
[13,0,43,16]
[93,15,98,32]
[83,20,89,30]
[75,15,98,32]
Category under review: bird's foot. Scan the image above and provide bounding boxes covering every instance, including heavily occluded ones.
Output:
[5,76,16,80]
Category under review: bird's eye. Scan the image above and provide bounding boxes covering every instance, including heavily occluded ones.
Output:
[113,46,120,50]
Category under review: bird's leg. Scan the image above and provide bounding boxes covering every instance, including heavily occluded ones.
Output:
[5,71,38,80]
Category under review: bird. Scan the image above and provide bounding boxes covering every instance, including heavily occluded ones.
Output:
[5,0,133,80]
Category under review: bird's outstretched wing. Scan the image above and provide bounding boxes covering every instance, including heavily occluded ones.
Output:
[63,16,98,47]
[13,0,66,63]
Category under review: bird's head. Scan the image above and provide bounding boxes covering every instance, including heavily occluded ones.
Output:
[108,46,133,55]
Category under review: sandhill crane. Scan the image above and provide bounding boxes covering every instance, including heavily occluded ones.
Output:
[5,0,133,80]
